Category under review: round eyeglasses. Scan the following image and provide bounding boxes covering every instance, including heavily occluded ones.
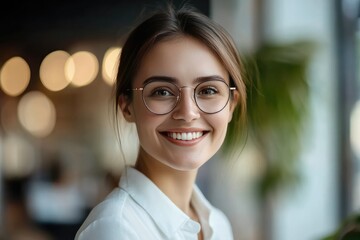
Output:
[130,80,236,115]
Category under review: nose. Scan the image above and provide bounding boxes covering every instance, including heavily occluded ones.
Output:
[171,87,200,122]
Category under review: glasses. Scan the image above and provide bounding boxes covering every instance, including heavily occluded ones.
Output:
[130,80,236,115]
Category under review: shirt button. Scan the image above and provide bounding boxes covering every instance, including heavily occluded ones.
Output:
[184,221,201,233]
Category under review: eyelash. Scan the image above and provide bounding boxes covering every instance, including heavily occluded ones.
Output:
[152,88,175,96]
[197,87,218,95]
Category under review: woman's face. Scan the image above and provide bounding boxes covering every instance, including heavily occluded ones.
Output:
[121,36,238,171]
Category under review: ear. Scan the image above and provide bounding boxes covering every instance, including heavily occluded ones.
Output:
[119,95,135,122]
[228,90,239,123]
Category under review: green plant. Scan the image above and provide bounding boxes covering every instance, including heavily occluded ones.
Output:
[321,213,360,240]
[225,40,316,197]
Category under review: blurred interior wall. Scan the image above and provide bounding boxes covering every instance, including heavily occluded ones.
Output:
[334,0,360,220]
[210,0,339,240]
[257,0,338,239]
[209,2,265,240]
[210,0,260,54]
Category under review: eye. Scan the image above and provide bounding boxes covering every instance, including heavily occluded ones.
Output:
[151,87,175,97]
[198,86,218,95]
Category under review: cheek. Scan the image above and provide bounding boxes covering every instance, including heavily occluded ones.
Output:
[134,119,157,149]
[131,96,150,118]
[132,106,162,138]
[209,110,232,135]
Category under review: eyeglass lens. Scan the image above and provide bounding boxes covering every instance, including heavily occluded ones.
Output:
[141,80,231,114]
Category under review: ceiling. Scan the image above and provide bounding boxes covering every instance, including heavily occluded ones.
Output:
[0,0,210,47]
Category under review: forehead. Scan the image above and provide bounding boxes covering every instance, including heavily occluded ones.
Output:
[133,36,228,86]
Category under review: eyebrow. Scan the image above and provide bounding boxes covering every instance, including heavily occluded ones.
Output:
[143,76,177,85]
[195,75,226,83]
[142,75,227,86]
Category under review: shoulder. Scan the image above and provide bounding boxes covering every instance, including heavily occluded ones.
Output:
[75,188,138,240]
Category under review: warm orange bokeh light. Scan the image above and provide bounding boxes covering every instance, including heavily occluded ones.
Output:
[66,51,99,87]
[102,47,121,85]
[17,91,56,138]
[0,56,31,96]
[40,50,72,91]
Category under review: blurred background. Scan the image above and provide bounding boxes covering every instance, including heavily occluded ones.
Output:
[0,0,359,239]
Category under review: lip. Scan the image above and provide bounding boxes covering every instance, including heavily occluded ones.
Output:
[159,128,209,146]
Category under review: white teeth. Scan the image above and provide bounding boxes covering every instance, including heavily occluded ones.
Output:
[181,132,186,140]
[167,131,204,141]
[187,132,192,140]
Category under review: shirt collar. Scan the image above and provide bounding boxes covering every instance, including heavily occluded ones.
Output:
[191,185,214,238]
[119,167,202,237]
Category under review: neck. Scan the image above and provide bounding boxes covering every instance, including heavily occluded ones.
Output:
[135,148,198,214]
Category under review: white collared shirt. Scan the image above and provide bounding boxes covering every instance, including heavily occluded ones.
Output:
[75,167,233,240]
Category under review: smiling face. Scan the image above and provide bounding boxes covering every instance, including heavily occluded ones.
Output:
[120,36,238,172]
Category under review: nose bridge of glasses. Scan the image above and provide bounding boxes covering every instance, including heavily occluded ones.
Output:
[178,86,196,103]
[172,86,201,119]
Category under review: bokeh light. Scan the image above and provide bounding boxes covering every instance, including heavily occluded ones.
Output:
[351,100,360,158]
[65,51,99,87]
[17,91,56,138]
[0,56,31,96]
[2,134,36,177]
[40,50,72,91]
[102,47,121,85]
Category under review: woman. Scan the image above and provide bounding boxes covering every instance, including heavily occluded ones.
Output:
[75,3,246,240]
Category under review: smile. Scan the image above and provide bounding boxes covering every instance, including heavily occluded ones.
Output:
[166,131,204,141]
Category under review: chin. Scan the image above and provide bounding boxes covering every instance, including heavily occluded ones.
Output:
[163,156,208,172]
